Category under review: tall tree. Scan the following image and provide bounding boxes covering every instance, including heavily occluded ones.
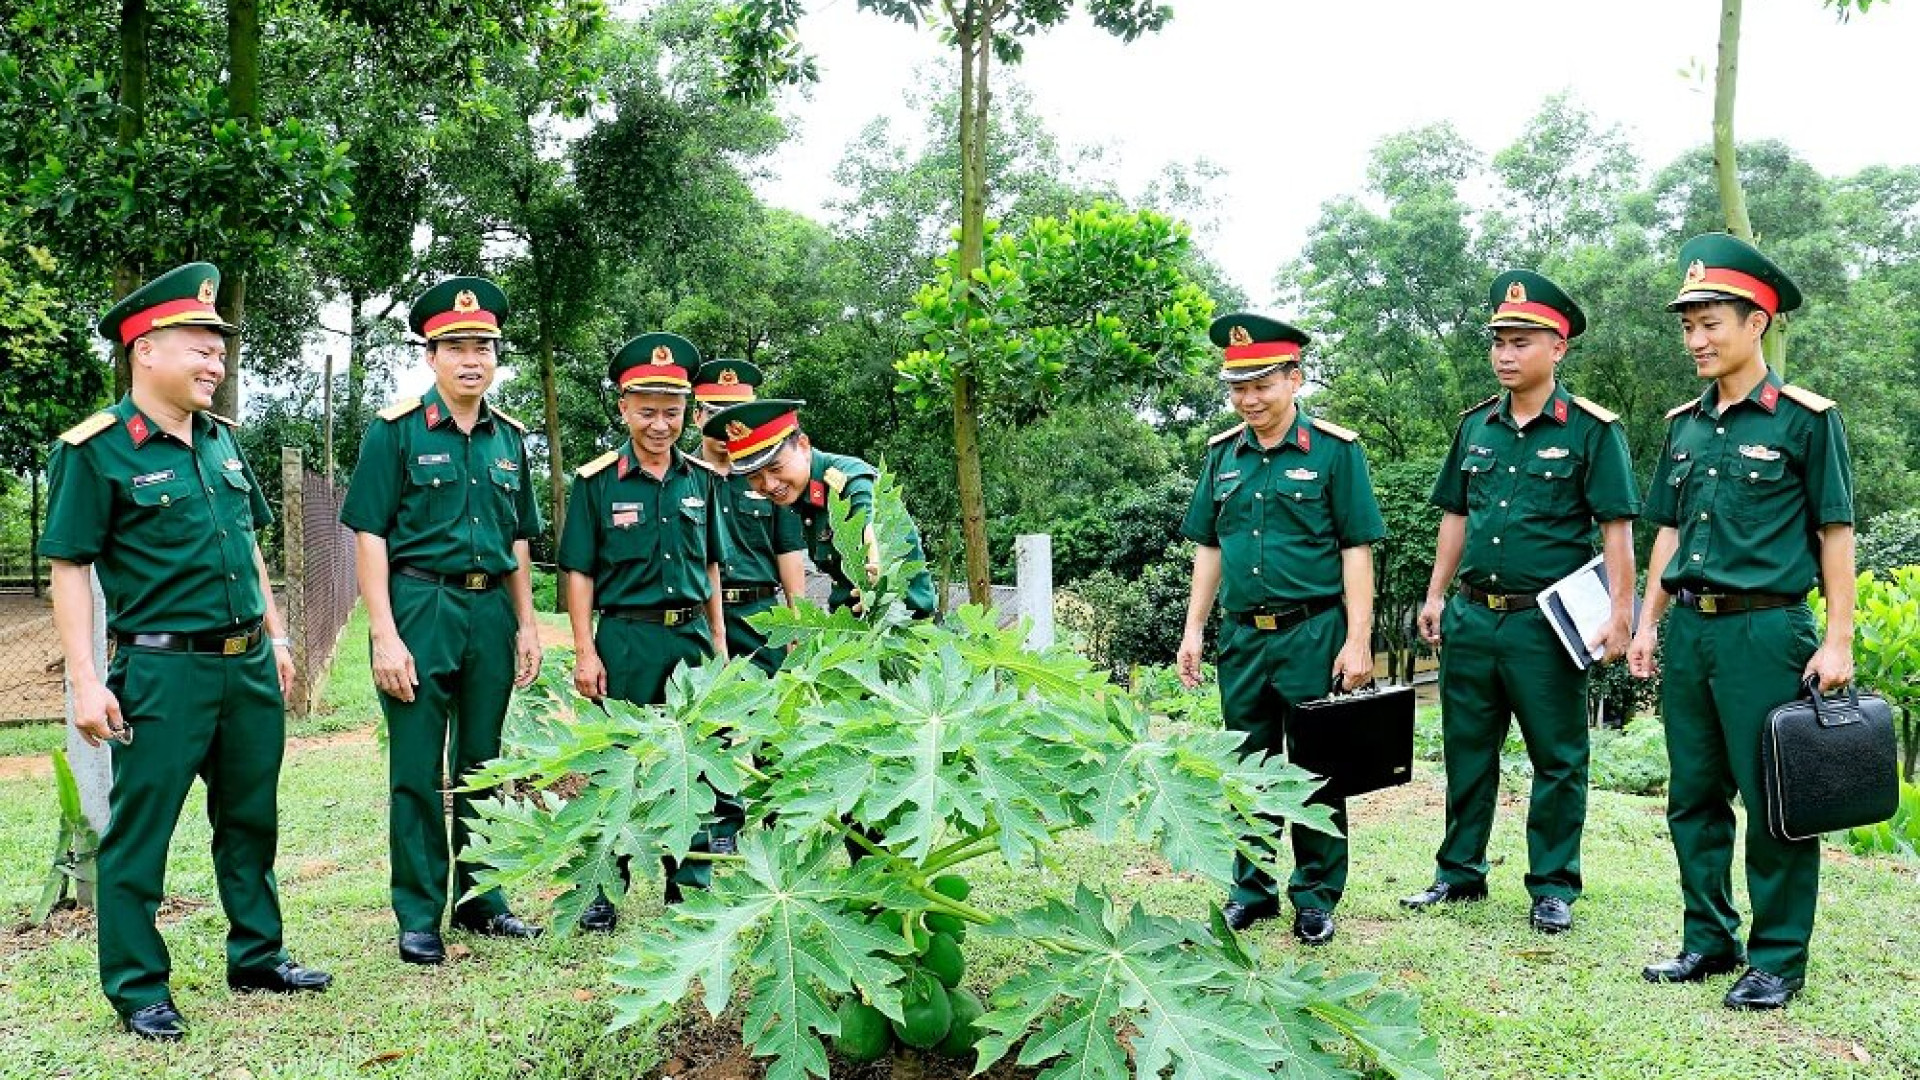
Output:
[725,0,1174,602]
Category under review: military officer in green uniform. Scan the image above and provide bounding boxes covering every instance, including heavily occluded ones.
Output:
[1629,234,1856,1010]
[341,277,546,964]
[43,263,331,1040]
[1404,272,1639,936]
[560,333,729,930]
[689,359,809,674]
[702,399,939,620]
[1176,313,1386,943]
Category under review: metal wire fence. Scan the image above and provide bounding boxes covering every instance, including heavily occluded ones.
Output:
[280,448,357,717]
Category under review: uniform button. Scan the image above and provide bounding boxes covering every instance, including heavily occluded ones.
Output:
[665,553,673,560]
[160,495,171,505]
[1492,537,1501,545]
[219,531,227,538]
[1749,471,1760,479]
[668,586,676,593]
[472,517,479,523]
[1490,574,1499,582]
[1254,493,1263,500]
[1700,512,1710,520]
[1707,468,1717,477]
[1252,529,1261,537]
[1252,568,1261,575]
[1508,466,1517,473]
[228,573,236,580]
[1293,492,1302,500]
[1691,553,1703,561]
[1499,500,1508,508]
[472,478,478,484]
[433,478,441,487]
[1716,427,1725,435]
[1544,471,1554,478]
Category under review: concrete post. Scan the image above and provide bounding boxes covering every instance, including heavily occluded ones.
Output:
[64,569,112,904]
[1014,534,1054,650]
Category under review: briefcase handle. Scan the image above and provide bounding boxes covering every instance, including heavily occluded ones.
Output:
[1801,675,1865,729]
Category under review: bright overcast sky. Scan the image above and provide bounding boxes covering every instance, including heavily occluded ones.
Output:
[755,0,1920,302]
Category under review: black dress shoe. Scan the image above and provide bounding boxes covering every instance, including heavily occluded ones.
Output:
[1399,880,1488,909]
[228,959,333,994]
[1222,898,1279,931]
[123,999,186,1041]
[1641,950,1743,984]
[453,910,544,939]
[1529,896,1573,935]
[579,892,619,933]
[398,930,446,965]
[1723,967,1803,1010]
[1292,907,1336,946]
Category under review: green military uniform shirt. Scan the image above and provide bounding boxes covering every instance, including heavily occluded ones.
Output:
[1180,409,1386,609]
[713,470,805,587]
[1431,382,1641,592]
[797,451,938,617]
[40,397,272,634]
[557,446,723,607]
[1645,372,1852,594]
[340,386,541,573]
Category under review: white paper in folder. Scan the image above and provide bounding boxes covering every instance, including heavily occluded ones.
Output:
[1536,554,1610,670]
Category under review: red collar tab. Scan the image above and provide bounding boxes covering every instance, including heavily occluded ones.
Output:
[127,413,152,447]
[423,402,443,428]
[617,450,633,480]
[1759,382,1780,413]
[1296,424,1311,451]
[1553,396,1569,424]
[806,479,826,508]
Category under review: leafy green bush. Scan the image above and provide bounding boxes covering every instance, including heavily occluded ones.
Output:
[464,472,1438,1080]
[1857,509,1920,578]
[1588,723,1670,796]
[531,567,558,613]
[1128,661,1222,729]
[1846,781,1920,860]
[1815,568,1920,780]
[1059,542,1208,677]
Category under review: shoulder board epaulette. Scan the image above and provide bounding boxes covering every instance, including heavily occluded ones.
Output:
[493,408,527,433]
[1208,422,1245,446]
[207,411,239,427]
[378,396,422,422]
[1665,397,1700,420]
[58,412,117,446]
[1779,384,1836,413]
[1460,394,1499,417]
[1310,417,1359,442]
[1571,396,1618,424]
[683,454,717,473]
[577,450,619,478]
[823,466,851,494]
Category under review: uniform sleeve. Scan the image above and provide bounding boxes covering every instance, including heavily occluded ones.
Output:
[773,504,807,555]
[235,431,274,530]
[1582,420,1640,523]
[37,442,111,562]
[513,436,543,540]
[1429,421,1470,515]
[844,475,876,519]
[340,419,400,535]
[704,472,724,562]
[555,473,597,574]
[1804,409,1855,526]
[1332,442,1388,548]
[1643,426,1681,528]
[1178,448,1219,546]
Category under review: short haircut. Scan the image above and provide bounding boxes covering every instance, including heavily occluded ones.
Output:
[1680,297,1771,333]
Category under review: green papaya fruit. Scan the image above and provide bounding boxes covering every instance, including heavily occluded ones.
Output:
[922,931,964,989]
[891,972,954,1049]
[833,998,892,1063]
[936,987,987,1058]
[932,874,971,901]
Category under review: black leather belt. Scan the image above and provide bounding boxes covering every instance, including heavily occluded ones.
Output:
[723,585,779,605]
[114,622,263,656]
[1460,583,1538,612]
[602,604,703,627]
[1230,596,1341,631]
[395,564,501,591]
[1675,589,1802,615]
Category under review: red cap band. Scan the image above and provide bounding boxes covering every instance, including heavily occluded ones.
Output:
[422,308,501,339]
[1491,300,1572,337]
[119,297,222,345]
[727,412,799,459]
[1691,267,1780,315]
[694,383,755,403]
[618,364,691,390]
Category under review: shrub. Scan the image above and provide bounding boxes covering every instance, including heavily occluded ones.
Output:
[1059,542,1209,677]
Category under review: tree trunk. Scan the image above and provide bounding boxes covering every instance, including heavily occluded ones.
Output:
[111,0,148,398]
[345,285,368,456]
[1711,0,1787,374]
[530,238,568,613]
[214,0,261,419]
[951,1,994,605]
[29,466,43,598]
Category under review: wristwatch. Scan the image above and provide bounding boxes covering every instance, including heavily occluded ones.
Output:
[272,636,292,649]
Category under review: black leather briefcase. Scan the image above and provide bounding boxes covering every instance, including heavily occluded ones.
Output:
[1289,683,1416,799]
[1759,679,1899,842]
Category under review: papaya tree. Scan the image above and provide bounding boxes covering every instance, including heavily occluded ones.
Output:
[464,470,1441,1080]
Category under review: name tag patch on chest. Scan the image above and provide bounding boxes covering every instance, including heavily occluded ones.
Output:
[132,470,176,488]
[743,490,769,501]
[1217,470,1241,481]
[681,497,705,509]
[1672,450,1690,462]
[416,453,451,465]
[224,458,244,471]
[1535,447,1570,460]
[1284,468,1318,481]
[1468,445,1495,458]
[611,510,638,528]
[1739,444,1781,462]
[494,458,518,472]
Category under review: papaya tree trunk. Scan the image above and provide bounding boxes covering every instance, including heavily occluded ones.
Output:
[951,0,994,605]
[214,0,261,419]
[111,0,148,397]
[1712,0,1787,373]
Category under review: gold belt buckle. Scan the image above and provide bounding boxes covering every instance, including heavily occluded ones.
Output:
[464,573,488,590]
[1486,593,1508,611]
[1253,614,1278,631]
[724,589,743,604]
[1698,594,1719,614]
[222,634,248,656]
[663,609,682,627]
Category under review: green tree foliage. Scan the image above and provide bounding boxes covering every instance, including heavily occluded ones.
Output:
[1369,457,1443,683]
[464,472,1438,1080]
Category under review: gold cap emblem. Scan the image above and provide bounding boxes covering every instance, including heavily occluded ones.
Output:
[1505,281,1527,303]
[454,289,479,312]
[725,420,752,441]
[1684,259,1708,287]
[1227,325,1252,347]
[717,368,739,385]
[652,345,673,364]
[198,278,217,304]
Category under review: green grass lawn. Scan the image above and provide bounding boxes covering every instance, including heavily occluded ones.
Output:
[2,617,1916,1078]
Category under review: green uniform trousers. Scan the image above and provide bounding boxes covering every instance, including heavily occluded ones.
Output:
[723,594,785,678]
[98,641,288,1015]
[1216,608,1349,912]
[597,614,733,890]
[381,575,516,932]
[1434,597,1589,901]
[1662,604,1821,981]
